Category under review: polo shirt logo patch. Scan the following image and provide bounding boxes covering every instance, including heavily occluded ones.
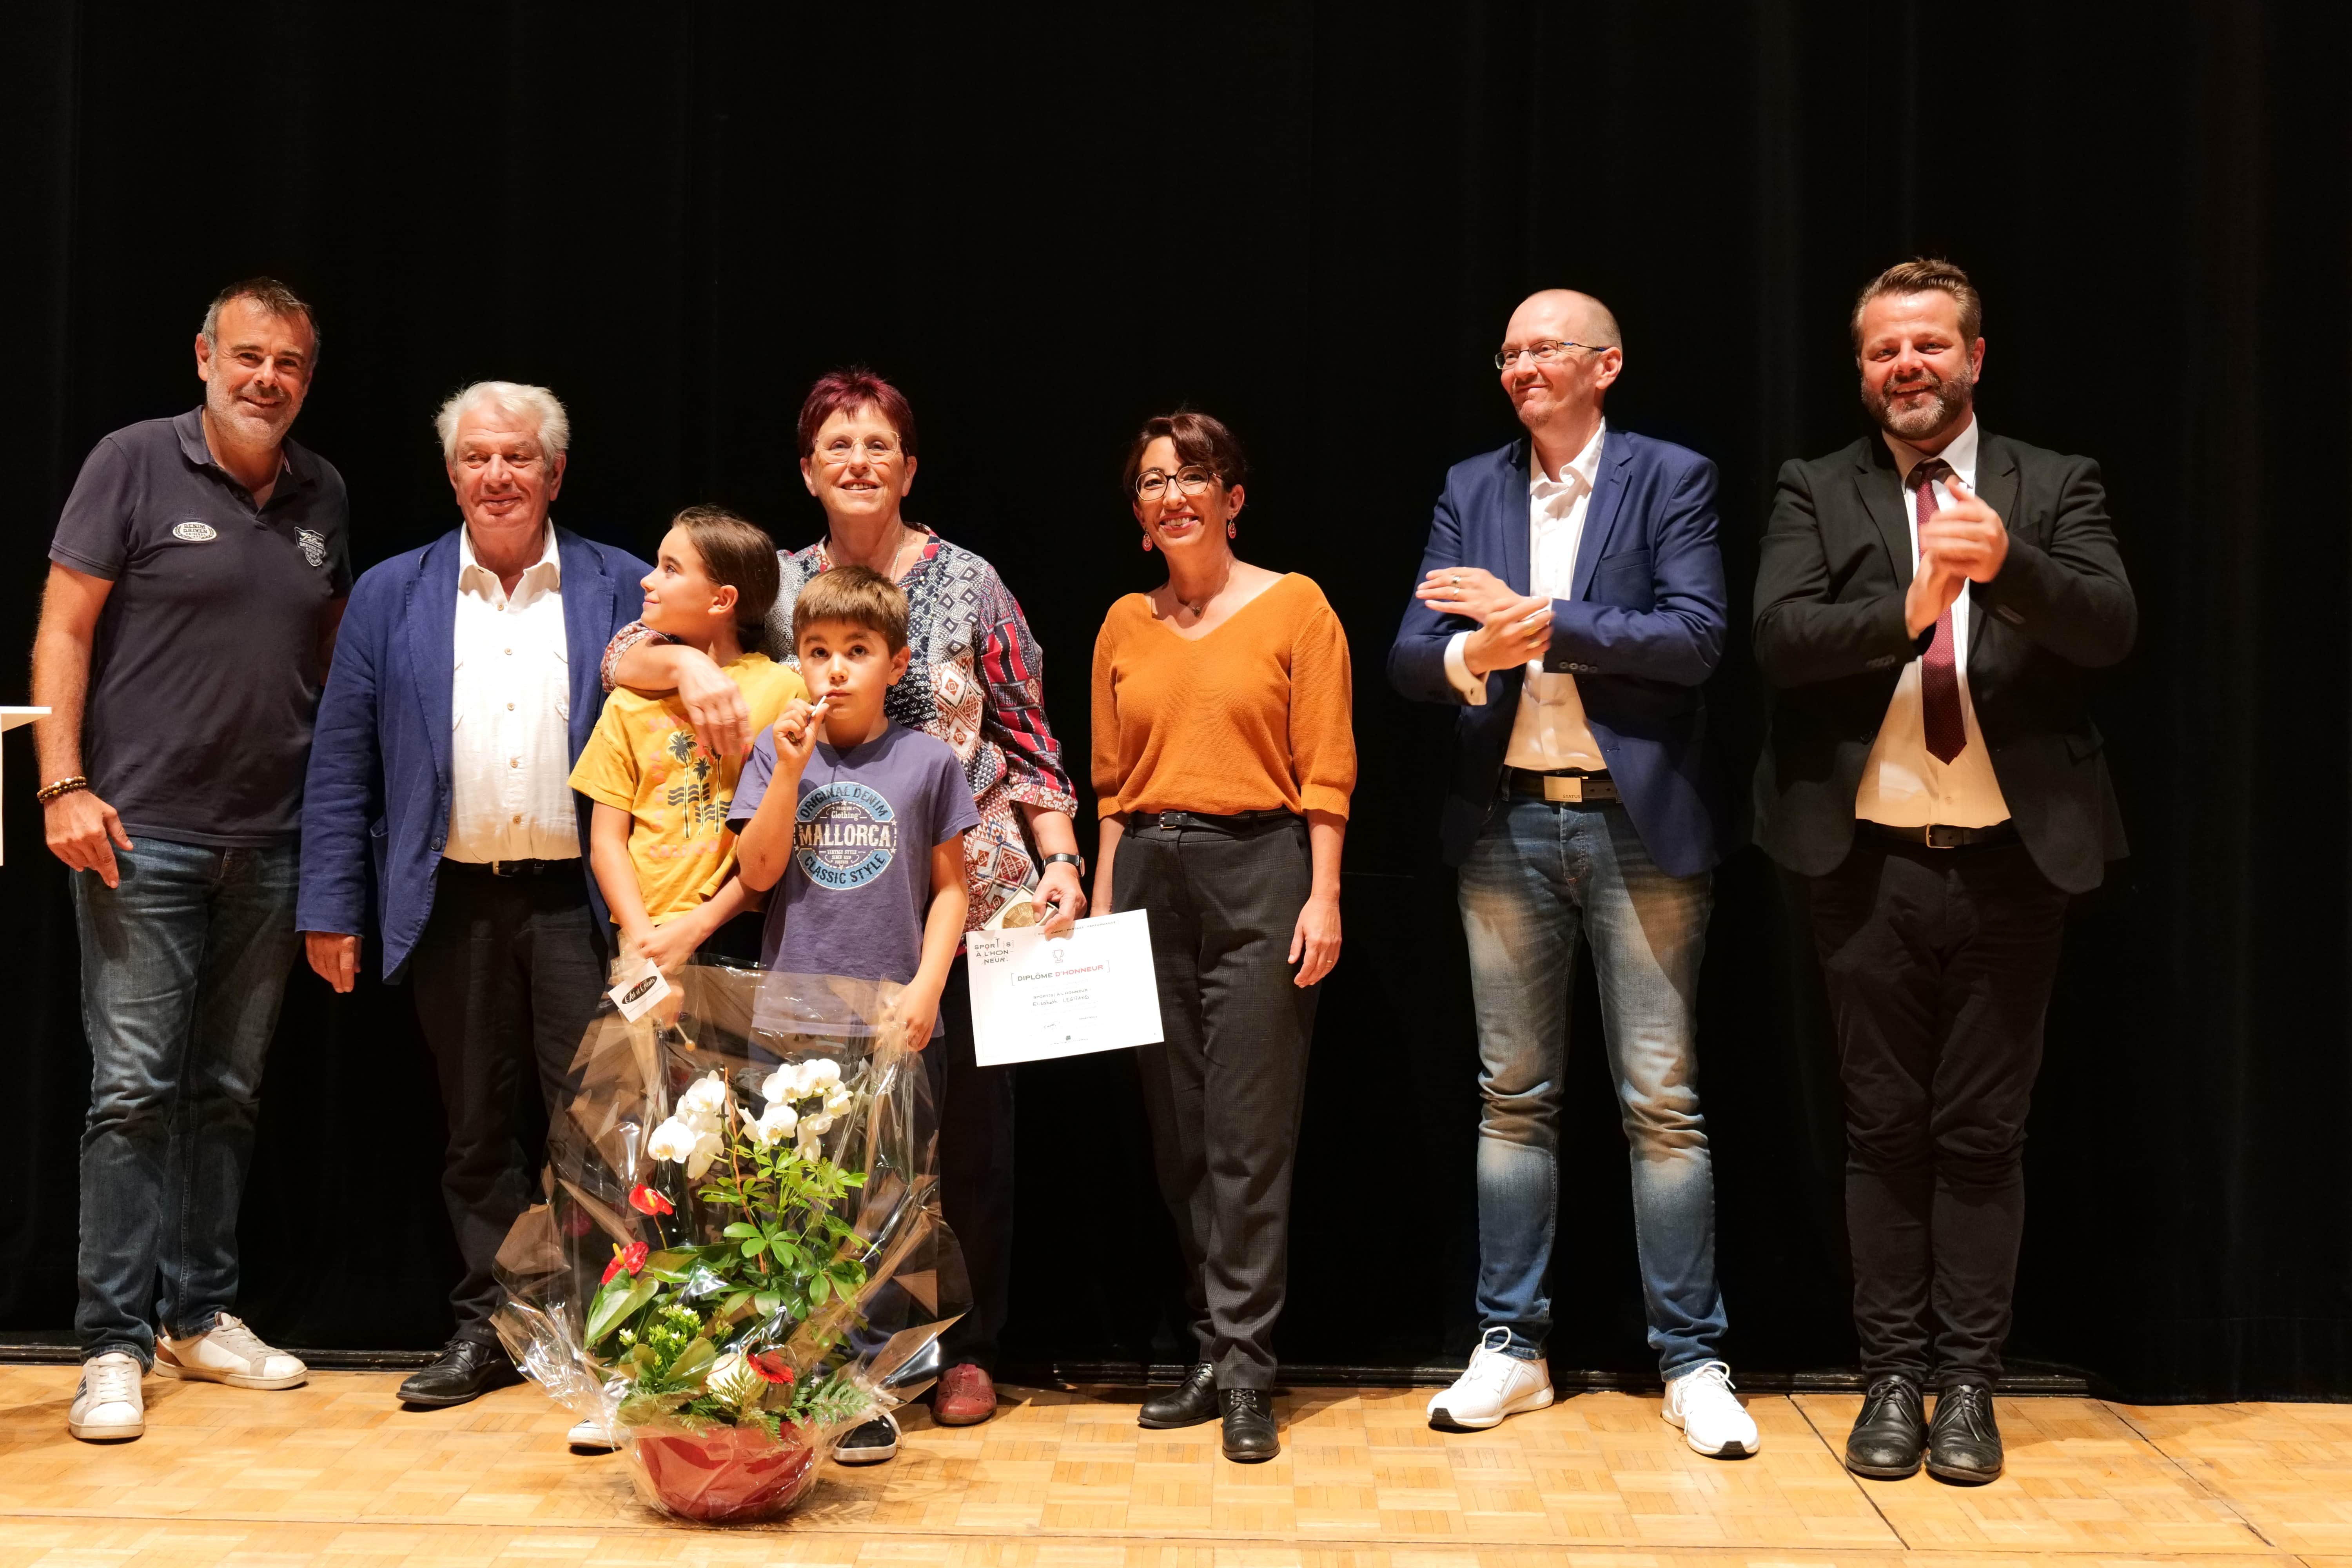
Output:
[297,528,328,568]
[171,520,219,543]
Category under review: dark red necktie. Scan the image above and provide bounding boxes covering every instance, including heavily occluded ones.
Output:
[1912,459,1965,763]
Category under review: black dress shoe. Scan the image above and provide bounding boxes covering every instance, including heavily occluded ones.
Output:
[1845,1373,1927,1479]
[1926,1381,2004,1484]
[835,1412,899,1465]
[1220,1387,1278,1463]
[398,1338,522,1408]
[1138,1363,1219,1429]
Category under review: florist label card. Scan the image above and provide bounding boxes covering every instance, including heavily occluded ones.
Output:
[966,909,1164,1066]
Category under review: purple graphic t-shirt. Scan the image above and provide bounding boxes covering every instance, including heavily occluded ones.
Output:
[730,720,979,1034]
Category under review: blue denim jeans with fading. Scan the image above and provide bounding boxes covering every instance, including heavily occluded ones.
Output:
[1457,797,1727,1376]
[71,837,301,1367]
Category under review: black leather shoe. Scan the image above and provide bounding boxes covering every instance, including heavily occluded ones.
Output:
[1138,1362,1219,1429]
[835,1412,899,1465]
[1845,1373,1927,1479]
[1220,1387,1279,1463]
[398,1339,522,1408]
[1926,1381,2004,1484]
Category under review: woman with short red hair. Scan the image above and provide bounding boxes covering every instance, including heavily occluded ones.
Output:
[601,368,1085,1460]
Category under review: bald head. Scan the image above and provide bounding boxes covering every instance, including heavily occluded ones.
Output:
[1498,289,1624,466]
[1511,289,1622,351]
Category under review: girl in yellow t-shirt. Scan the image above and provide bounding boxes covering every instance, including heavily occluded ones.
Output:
[570,506,806,974]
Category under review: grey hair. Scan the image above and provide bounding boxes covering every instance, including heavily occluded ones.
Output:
[200,277,320,367]
[434,381,571,465]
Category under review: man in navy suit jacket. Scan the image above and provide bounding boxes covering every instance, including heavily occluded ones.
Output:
[1390,290,1753,1456]
[297,382,651,1410]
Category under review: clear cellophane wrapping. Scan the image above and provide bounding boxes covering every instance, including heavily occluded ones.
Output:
[492,962,968,1523]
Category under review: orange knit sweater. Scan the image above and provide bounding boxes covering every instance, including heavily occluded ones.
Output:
[1090,573,1357,821]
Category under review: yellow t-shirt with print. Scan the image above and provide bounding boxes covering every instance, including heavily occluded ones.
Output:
[568,650,807,925]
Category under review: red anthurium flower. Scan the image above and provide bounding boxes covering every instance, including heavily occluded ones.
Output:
[749,1350,795,1385]
[602,1240,652,1285]
[601,1247,626,1285]
[628,1184,675,1217]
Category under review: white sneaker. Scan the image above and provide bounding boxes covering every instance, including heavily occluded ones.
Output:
[1427,1328,1554,1431]
[1663,1360,1759,1457]
[69,1352,145,1441]
[568,1416,620,1450]
[156,1313,308,1390]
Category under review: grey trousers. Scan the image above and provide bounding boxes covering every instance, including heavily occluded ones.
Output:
[1114,812,1319,1389]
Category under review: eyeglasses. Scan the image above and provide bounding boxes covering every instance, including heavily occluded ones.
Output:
[816,436,903,468]
[1135,465,1218,501]
[1494,339,1609,370]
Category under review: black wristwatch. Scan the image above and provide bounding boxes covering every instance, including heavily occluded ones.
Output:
[1040,851,1087,880]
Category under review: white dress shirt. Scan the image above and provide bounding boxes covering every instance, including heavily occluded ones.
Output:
[1853,416,2012,828]
[445,523,581,863]
[1443,420,1608,771]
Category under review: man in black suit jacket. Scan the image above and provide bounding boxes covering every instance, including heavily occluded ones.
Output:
[1753,260,2134,1486]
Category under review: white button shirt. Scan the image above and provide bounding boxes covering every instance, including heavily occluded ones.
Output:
[1853,416,2013,828]
[445,523,581,863]
[1443,420,1608,771]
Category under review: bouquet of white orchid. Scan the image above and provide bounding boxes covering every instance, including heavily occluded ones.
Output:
[493,964,965,1524]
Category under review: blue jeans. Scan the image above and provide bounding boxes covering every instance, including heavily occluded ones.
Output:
[71,837,301,1366]
[1458,797,1726,1376]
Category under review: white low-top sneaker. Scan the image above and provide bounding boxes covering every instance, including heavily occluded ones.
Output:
[1663,1360,1759,1457]
[1428,1327,1554,1431]
[568,1416,620,1450]
[156,1313,308,1390]
[69,1352,145,1441]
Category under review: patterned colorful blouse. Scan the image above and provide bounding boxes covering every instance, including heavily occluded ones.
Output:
[603,528,1080,931]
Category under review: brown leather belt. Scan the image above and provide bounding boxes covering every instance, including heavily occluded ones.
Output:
[1503,768,1620,805]
[1862,820,2019,850]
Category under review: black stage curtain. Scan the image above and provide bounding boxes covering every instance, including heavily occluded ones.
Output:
[2,0,2345,1402]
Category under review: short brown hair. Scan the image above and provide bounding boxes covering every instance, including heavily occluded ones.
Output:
[1850,258,1982,354]
[1120,409,1248,500]
[797,368,917,461]
[793,564,909,654]
[670,505,779,648]
[202,277,320,365]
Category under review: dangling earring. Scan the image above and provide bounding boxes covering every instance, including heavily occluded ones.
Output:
[1225,521,1237,539]
[1140,534,1154,552]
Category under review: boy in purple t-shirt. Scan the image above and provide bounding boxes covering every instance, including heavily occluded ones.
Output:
[731,566,976,1044]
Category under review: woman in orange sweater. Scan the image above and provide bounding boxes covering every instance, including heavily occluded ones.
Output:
[1090,411,1356,1464]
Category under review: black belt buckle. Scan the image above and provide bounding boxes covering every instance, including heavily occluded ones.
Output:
[1158,812,1184,832]
[1923,825,1965,850]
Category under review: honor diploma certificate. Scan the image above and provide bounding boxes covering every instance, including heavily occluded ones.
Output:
[966,910,1164,1067]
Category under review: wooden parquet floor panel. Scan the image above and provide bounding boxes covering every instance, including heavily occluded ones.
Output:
[2108,1401,2352,1553]
[0,1367,2339,1568]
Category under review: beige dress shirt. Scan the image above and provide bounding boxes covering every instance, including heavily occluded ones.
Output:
[444,523,581,863]
[1443,420,1609,771]
[1854,417,2013,828]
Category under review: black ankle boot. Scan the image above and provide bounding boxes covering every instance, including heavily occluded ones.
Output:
[1926,1381,2004,1484]
[1138,1363,1219,1429]
[1844,1373,1927,1479]
[1220,1387,1278,1462]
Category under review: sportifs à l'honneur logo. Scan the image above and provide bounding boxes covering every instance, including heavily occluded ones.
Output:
[793,781,898,890]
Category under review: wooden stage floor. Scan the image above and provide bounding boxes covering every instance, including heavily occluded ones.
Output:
[0,1367,2346,1568]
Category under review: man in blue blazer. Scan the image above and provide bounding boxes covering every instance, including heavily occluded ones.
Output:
[298,382,650,1409]
[1390,290,1753,1455]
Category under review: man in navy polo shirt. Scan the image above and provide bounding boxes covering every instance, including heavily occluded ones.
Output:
[32,278,349,1443]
